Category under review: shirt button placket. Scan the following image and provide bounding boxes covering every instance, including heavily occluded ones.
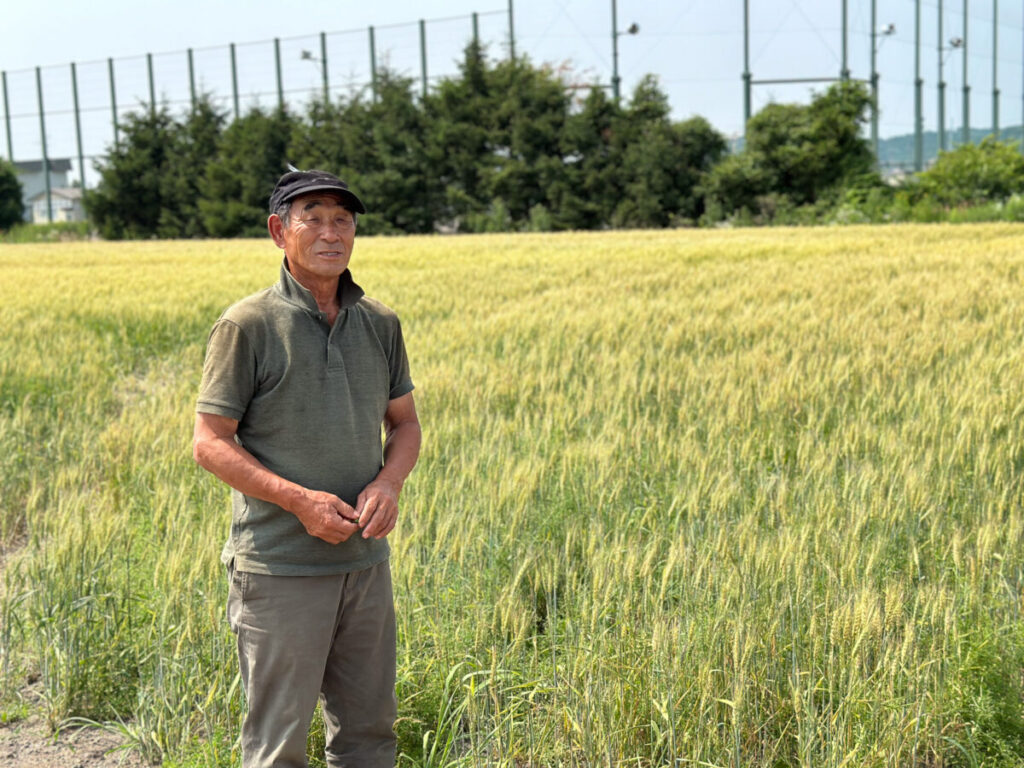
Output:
[326,311,346,372]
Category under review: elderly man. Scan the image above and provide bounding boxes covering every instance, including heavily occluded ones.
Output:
[193,169,421,768]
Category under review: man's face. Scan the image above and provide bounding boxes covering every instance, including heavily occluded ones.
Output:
[269,192,357,284]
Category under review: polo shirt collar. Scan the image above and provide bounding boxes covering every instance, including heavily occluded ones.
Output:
[276,257,365,313]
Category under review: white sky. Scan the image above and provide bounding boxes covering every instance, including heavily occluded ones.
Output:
[3,0,1023,182]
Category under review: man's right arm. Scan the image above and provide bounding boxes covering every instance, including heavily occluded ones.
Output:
[192,412,360,545]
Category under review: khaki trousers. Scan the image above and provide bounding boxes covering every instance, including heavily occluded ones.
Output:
[227,559,397,768]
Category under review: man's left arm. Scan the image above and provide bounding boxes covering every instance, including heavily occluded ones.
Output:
[355,392,422,539]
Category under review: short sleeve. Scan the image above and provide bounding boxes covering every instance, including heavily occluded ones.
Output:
[388,318,415,400]
[196,320,257,421]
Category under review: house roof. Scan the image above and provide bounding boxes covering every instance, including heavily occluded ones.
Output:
[29,187,82,202]
[14,158,73,174]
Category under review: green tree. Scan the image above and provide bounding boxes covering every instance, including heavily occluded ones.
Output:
[483,57,572,226]
[559,86,623,229]
[85,106,181,239]
[612,77,726,227]
[0,158,23,230]
[158,96,226,238]
[703,81,876,221]
[425,44,573,232]
[424,42,493,227]
[291,71,438,234]
[86,99,225,239]
[200,106,296,238]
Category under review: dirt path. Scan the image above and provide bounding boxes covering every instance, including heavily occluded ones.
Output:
[0,716,149,768]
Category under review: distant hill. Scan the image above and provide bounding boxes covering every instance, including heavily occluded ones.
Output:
[728,126,1024,177]
[876,126,1023,173]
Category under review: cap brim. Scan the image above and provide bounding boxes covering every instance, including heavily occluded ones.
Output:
[282,183,367,214]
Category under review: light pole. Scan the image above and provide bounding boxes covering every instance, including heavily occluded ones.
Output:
[871,17,896,162]
[611,0,639,104]
[300,44,329,103]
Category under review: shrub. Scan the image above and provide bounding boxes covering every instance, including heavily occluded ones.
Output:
[911,137,1024,207]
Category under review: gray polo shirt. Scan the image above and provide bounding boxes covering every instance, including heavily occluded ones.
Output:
[197,259,414,576]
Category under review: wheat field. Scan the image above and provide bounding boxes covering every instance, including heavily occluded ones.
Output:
[1,225,1023,767]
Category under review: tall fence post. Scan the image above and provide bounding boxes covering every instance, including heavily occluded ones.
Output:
[35,67,52,223]
[147,52,156,115]
[962,0,969,145]
[369,26,377,100]
[508,0,516,59]
[108,57,119,149]
[742,0,751,135]
[71,63,86,189]
[275,38,284,109]
[914,0,923,170]
[938,0,946,152]
[841,0,850,80]
[420,20,428,98]
[992,0,998,137]
[320,31,329,103]
[1,72,12,160]
[188,48,196,110]
[870,0,879,161]
[230,43,240,119]
[612,0,621,103]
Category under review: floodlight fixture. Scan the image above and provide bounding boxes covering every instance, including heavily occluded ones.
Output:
[876,22,896,52]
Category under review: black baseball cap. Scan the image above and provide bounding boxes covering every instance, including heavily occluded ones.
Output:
[269,169,367,214]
